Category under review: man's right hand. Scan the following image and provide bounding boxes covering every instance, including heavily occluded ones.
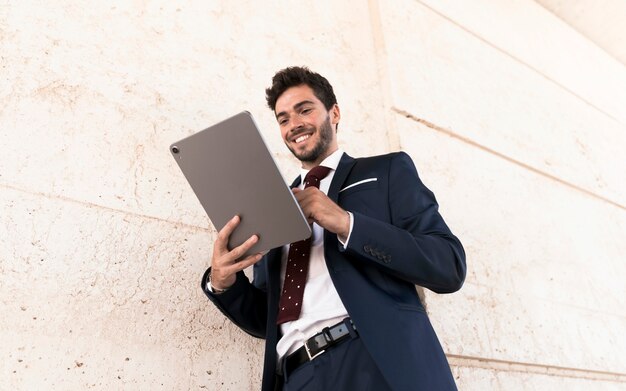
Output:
[210,215,264,291]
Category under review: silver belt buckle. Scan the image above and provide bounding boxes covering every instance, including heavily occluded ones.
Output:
[304,340,325,361]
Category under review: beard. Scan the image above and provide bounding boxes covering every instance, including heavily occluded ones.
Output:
[286,116,334,163]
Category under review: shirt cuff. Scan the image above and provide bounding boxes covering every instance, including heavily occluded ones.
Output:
[206,271,228,294]
[205,272,215,292]
[337,211,354,248]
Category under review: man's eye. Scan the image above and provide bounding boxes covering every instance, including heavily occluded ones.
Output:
[278,118,288,125]
[301,108,312,115]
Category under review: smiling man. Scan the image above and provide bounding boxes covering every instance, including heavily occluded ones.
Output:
[203,66,466,391]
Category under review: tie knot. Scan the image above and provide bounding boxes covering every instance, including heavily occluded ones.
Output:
[303,166,331,189]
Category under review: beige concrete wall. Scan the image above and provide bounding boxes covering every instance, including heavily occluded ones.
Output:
[1,1,624,390]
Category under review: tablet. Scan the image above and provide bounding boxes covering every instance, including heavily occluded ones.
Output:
[170,111,311,257]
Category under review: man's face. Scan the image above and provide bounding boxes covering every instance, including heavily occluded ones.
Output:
[274,85,340,168]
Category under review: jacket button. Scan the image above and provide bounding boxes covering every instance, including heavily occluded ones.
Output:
[364,245,371,252]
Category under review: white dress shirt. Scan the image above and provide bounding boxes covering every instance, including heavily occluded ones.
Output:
[276,149,351,360]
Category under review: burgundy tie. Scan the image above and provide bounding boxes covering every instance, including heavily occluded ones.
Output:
[276,165,332,325]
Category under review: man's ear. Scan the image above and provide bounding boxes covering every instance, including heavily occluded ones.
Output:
[330,104,341,128]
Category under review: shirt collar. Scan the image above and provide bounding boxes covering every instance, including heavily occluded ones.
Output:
[299,149,344,181]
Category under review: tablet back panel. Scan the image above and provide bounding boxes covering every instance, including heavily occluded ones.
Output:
[170,111,311,257]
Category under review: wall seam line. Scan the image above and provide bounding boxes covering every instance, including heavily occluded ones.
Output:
[367,0,401,152]
[0,181,210,232]
[392,107,625,212]
[447,354,626,382]
[414,0,625,128]
[532,0,626,69]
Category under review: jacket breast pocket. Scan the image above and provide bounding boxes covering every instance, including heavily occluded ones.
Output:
[338,178,379,198]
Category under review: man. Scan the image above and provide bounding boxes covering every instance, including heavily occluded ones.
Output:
[202,66,466,390]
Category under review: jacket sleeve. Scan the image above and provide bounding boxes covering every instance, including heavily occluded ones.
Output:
[341,152,466,293]
[201,264,268,339]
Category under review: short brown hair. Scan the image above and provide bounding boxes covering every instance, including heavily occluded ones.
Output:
[265,66,338,112]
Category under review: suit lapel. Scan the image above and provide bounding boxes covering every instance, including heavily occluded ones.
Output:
[324,153,356,274]
[266,247,282,303]
[290,175,301,189]
[328,153,356,203]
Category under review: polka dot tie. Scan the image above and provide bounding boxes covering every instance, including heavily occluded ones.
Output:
[276,165,332,325]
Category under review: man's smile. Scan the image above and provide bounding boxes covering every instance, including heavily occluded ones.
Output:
[289,130,315,145]
[294,134,312,144]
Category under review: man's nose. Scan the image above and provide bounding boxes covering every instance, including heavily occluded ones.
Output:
[290,116,305,132]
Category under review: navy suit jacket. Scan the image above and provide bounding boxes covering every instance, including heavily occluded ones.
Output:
[203,152,466,391]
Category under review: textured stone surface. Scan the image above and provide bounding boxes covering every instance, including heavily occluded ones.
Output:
[421,0,626,125]
[452,365,626,390]
[1,0,625,389]
[0,0,390,229]
[536,0,626,69]
[0,187,263,390]
[397,115,626,372]
[379,0,626,207]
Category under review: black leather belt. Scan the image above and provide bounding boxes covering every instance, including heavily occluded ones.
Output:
[284,318,357,376]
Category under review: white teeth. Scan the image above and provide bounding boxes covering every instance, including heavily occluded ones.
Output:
[295,134,310,143]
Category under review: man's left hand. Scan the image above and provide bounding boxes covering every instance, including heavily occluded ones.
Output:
[292,187,350,241]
